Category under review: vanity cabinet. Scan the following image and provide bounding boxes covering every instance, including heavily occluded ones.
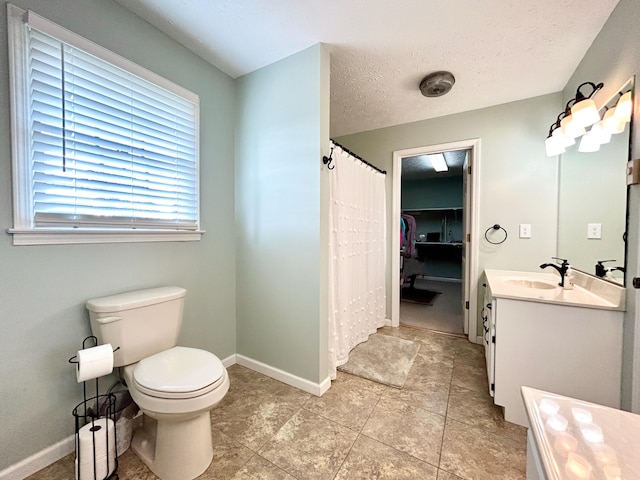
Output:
[484,270,624,427]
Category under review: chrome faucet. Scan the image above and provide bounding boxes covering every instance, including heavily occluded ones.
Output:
[540,257,570,287]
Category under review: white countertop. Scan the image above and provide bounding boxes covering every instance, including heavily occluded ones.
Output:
[522,386,640,479]
[484,269,625,311]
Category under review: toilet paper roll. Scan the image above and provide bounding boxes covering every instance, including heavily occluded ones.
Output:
[76,344,114,383]
[76,418,116,480]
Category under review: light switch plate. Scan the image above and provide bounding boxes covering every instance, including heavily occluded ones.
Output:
[588,223,602,239]
[519,224,531,238]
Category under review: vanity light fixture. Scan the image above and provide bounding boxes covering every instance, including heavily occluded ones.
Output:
[588,121,611,145]
[545,135,565,157]
[602,107,626,135]
[546,120,566,156]
[558,82,603,139]
[545,82,633,157]
[578,131,601,153]
[613,90,632,123]
[546,113,576,156]
[569,81,604,128]
[560,114,586,139]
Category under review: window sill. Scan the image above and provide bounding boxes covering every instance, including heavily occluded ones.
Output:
[7,228,204,246]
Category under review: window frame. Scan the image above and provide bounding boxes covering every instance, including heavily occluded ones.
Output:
[6,4,203,245]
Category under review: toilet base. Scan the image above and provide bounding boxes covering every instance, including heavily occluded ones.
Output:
[131,411,213,480]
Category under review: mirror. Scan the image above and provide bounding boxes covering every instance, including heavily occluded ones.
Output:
[557,78,633,284]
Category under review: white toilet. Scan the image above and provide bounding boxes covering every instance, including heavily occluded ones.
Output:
[86,286,229,480]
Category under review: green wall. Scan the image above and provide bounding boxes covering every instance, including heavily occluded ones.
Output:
[235,44,330,384]
[0,0,236,470]
[337,93,561,334]
[562,0,640,411]
[337,0,640,412]
[402,176,463,210]
[3,0,640,473]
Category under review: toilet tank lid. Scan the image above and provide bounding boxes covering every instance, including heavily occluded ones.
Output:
[86,286,186,313]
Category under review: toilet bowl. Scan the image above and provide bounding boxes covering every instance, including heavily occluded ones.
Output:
[122,347,229,480]
[86,286,230,480]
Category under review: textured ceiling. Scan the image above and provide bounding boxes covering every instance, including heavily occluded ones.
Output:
[114,0,619,137]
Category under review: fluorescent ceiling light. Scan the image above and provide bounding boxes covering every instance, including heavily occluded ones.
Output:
[428,153,448,172]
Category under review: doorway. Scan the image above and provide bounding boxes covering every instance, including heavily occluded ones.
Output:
[391,139,481,343]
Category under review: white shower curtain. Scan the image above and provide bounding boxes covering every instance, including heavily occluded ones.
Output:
[328,143,387,379]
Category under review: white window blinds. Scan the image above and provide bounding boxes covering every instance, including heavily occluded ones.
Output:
[17,10,200,232]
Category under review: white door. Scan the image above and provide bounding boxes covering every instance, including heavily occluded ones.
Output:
[462,150,470,334]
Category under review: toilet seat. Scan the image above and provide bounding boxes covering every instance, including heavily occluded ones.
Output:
[133,346,225,399]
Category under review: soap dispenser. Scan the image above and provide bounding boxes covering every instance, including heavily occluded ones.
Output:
[564,266,575,290]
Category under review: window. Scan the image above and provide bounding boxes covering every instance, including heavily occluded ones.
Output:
[7,5,201,245]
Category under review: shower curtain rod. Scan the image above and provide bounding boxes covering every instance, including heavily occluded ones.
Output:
[330,140,387,175]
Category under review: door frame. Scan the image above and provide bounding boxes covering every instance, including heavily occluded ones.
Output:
[391,138,481,343]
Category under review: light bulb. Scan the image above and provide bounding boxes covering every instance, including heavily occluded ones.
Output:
[578,132,600,152]
[553,126,575,147]
[561,114,586,139]
[571,98,600,127]
[603,108,626,135]
[539,398,560,416]
[613,91,632,123]
[546,136,565,157]
[589,122,611,145]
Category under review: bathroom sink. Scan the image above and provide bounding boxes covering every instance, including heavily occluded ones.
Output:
[503,279,557,290]
[485,269,626,311]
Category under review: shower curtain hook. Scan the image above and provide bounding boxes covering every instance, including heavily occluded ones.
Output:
[323,147,335,170]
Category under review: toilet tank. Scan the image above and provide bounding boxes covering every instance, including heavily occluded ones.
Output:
[86,286,186,367]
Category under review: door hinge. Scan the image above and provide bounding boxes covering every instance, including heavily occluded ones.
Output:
[492,335,496,343]
[467,165,472,175]
[465,301,469,310]
[466,233,470,242]
[491,382,495,393]
[633,277,640,289]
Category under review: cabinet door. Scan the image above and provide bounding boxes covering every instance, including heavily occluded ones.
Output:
[481,283,495,397]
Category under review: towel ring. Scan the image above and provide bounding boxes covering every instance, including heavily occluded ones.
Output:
[484,224,507,245]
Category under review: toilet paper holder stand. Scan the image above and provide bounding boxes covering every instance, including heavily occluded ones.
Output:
[68,335,120,367]
[69,336,120,480]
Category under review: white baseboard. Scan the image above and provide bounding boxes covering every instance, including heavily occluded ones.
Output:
[235,354,331,397]
[475,335,484,345]
[0,352,330,479]
[220,353,237,368]
[0,435,74,480]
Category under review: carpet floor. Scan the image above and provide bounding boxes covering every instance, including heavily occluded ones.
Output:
[401,286,441,305]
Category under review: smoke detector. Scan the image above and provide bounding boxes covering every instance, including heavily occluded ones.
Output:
[419,71,455,97]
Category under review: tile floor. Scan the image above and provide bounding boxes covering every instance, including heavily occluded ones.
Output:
[27,326,527,480]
